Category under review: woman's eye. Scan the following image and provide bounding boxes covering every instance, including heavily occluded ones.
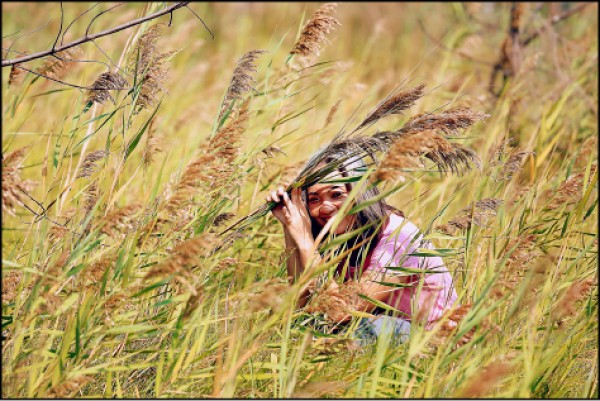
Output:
[308,198,319,203]
[331,192,344,198]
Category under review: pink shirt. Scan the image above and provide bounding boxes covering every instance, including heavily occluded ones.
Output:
[341,213,457,327]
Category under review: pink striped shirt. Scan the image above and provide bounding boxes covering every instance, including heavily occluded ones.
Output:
[342,213,457,327]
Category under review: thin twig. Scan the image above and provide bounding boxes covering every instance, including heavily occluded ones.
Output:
[60,2,100,45]
[51,2,64,51]
[2,2,194,67]
[521,3,590,46]
[185,4,215,39]
[85,2,124,37]
[3,19,52,59]
[417,18,493,66]
[13,65,89,89]
[90,39,128,74]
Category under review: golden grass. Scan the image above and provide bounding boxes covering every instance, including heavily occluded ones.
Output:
[1,2,597,399]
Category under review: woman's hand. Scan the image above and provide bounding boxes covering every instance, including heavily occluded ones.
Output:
[266,186,314,250]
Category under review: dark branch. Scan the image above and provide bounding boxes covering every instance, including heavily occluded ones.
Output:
[2,2,193,67]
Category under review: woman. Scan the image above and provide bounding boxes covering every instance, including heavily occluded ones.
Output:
[266,148,457,343]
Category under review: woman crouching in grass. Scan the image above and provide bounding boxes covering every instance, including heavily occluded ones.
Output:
[266,146,457,344]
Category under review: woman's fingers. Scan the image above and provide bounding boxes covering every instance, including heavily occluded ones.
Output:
[266,186,288,203]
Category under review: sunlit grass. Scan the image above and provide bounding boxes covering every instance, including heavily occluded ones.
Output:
[2,2,597,398]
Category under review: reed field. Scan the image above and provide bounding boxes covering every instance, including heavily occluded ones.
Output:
[2,2,598,398]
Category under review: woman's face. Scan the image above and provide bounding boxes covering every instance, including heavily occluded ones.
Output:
[306,182,356,235]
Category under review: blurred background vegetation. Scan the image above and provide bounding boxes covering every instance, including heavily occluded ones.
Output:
[2,2,597,398]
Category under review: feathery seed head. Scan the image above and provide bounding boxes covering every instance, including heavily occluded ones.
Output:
[219,50,265,122]
[86,71,128,105]
[290,3,340,66]
[36,47,82,80]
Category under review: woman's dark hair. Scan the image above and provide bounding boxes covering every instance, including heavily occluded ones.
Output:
[299,146,403,275]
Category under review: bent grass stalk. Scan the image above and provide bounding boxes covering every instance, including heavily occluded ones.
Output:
[1,2,597,399]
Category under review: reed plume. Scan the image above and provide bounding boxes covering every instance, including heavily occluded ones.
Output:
[145,234,216,296]
[399,106,489,136]
[304,281,361,323]
[292,381,347,398]
[546,164,597,210]
[498,150,531,180]
[221,86,485,237]
[218,50,265,122]
[355,84,425,131]
[97,204,142,237]
[437,198,503,235]
[490,234,541,299]
[128,23,173,112]
[8,52,27,87]
[162,100,250,216]
[323,99,342,128]
[2,147,35,217]
[83,180,99,217]
[213,212,236,227]
[552,277,595,324]
[432,304,476,348]
[142,117,162,166]
[373,130,480,181]
[247,280,289,312]
[2,271,22,304]
[36,47,82,80]
[457,361,513,398]
[290,3,340,65]
[46,376,92,398]
[574,136,598,168]
[77,150,108,179]
[85,71,128,105]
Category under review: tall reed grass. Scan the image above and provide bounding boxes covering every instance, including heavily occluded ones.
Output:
[2,2,597,398]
